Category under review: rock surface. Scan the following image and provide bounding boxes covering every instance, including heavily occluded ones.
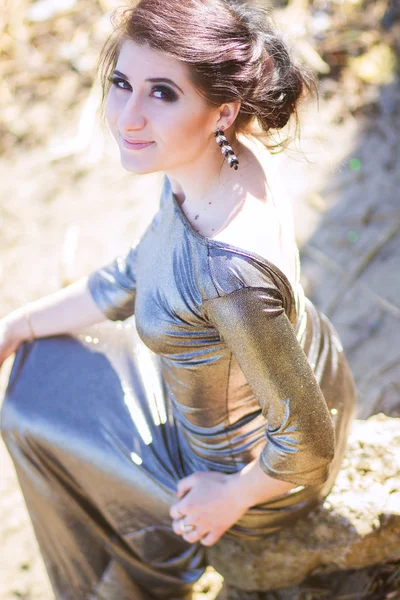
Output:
[206,414,400,592]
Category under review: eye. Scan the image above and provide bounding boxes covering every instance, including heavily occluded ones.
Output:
[109,76,131,91]
[108,76,179,102]
[151,85,178,102]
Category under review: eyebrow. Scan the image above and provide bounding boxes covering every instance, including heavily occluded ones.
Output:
[113,70,184,94]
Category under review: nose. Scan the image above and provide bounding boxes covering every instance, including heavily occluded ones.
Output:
[117,94,147,133]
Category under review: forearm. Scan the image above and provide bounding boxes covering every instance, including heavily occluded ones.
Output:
[5,276,107,343]
[229,456,299,509]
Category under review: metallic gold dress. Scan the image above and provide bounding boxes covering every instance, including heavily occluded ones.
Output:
[1,175,356,599]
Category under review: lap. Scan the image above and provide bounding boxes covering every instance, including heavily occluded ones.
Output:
[0,320,184,533]
[0,316,356,541]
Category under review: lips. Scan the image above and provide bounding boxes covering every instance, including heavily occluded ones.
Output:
[121,137,155,150]
[123,138,153,143]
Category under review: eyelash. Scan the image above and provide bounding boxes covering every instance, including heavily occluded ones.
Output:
[108,76,178,102]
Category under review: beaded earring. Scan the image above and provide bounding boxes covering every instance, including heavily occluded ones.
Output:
[214,126,239,170]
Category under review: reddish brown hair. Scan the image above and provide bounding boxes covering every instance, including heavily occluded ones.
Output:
[98,0,317,148]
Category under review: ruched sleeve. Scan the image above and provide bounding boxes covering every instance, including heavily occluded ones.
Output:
[87,242,138,321]
[202,285,336,487]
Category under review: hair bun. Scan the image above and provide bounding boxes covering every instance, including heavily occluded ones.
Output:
[251,30,313,131]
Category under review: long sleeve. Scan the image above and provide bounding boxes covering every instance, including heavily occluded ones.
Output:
[202,286,335,487]
[87,242,138,321]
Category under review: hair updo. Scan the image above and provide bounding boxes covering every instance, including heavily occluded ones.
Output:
[98,0,317,147]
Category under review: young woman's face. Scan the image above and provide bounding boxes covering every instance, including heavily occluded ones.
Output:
[106,40,220,174]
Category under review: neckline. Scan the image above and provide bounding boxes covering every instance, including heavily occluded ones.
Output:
[170,186,297,302]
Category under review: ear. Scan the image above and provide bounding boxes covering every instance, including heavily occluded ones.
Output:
[216,100,241,131]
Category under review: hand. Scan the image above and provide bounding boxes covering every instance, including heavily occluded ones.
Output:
[0,318,23,369]
[169,471,249,547]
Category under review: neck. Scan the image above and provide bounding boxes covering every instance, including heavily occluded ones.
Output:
[164,132,243,208]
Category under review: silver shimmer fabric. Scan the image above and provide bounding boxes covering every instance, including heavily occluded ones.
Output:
[1,175,356,599]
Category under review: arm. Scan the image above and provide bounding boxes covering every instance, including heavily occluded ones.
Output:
[4,241,139,345]
[229,455,298,508]
[4,276,107,345]
[203,287,335,487]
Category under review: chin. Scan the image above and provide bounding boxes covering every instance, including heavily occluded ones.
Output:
[119,156,158,175]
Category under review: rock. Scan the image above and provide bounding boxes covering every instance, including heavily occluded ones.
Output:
[206,414,400,593]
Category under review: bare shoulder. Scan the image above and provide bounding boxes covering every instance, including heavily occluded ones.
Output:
[213,135,295,266]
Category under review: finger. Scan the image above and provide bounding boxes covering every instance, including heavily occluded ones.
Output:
[169,504,179,520]
[169,503,187,520]
[172,517,205,539]
[172,519,183,536]
[172,518,191,537]
[172,519,194,538]
[199,531,221,547]
[182,528,205,544]
[181,521,208,543]
[176,474,198,498]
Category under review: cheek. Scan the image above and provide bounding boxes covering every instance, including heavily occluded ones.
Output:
[105,92,121,130]
[166,108,211,152]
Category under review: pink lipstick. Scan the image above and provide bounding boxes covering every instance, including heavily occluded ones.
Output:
[121,137,155,150]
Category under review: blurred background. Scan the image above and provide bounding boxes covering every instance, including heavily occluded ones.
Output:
[0,0,399,598]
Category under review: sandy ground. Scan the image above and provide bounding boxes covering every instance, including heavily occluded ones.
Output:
[1,78,399,599]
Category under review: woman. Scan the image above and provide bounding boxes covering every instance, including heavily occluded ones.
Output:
[0,0,356,598]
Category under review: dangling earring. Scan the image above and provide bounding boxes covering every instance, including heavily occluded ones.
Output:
[214,126,239,170]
